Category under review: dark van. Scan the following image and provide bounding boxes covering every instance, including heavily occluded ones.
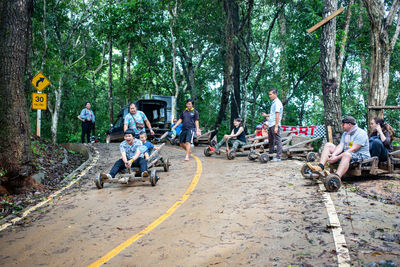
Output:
[106,99,169,143]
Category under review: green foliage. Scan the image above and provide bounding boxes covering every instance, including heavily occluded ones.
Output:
[26,0,400,143]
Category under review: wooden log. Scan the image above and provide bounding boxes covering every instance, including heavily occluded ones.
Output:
[307,7,345,34]
[368,106,400,109]
[327,126,333,143]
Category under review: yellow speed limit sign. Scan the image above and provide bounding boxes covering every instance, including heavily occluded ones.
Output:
[32,93,47,110]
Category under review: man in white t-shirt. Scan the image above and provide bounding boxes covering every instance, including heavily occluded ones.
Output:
[262,89,283,162]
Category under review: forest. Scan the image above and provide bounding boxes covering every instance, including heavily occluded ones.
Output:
[1,0,400,184]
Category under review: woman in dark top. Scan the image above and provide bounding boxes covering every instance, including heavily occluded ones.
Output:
[210,118,246,153]
[369,117,395,162]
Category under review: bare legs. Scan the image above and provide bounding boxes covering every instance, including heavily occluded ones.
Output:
[181,142,191,161]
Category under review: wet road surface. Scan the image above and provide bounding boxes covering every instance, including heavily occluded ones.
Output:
[0,143,399,266]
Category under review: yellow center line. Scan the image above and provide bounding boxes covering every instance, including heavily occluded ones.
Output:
[88,148,202,267]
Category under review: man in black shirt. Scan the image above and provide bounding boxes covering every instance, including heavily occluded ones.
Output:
[172,99,201,161]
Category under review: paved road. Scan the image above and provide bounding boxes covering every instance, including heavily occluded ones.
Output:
[0,143,399,266]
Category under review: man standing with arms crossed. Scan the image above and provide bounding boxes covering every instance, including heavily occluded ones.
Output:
[172,99,201,161]
[262,89,283,162]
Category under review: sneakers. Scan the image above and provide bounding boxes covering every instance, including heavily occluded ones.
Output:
[208,146,215,152]
[101,173,112,180]
[142,171,149,177]
[306,162,322,172]
[118,177,128,184]
[271,158,281,162]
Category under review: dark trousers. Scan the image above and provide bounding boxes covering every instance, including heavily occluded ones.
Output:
[369,138,388,162]
[109,158,148,178]
[81,121,93,143]
[268,126,282,159]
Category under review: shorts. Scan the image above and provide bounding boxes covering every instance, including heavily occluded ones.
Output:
[350,152,370,164]
[179,129,195,144]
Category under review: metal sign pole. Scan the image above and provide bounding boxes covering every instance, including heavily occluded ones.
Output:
[37,109,41,137]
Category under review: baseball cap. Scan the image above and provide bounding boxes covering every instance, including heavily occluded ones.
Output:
[256,124,262,129]
[341,116,356,125]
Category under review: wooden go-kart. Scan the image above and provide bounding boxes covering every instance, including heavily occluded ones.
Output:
[204,135,269,160]
[300,149,400,192]
[247,131,320,163]
[94,144,170,189]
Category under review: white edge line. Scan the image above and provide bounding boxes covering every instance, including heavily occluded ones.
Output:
[0,146,99,232]
[318,183,351,267]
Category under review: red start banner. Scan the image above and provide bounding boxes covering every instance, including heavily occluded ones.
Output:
[281,125,325,137]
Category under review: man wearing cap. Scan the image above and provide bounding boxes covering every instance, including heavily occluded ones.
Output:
[99,129,149,184]
[308,116,370,179]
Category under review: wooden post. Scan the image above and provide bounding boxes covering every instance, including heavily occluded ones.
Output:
[307,7,345,34]
[327,126,333,143]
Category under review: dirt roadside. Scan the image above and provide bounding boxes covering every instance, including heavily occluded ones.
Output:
[0,143,399,266]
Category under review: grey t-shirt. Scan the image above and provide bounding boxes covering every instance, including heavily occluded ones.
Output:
[340,127,370,157]
[120,139,147,160]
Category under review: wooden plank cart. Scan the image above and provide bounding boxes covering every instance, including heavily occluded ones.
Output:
[94,143,170,189]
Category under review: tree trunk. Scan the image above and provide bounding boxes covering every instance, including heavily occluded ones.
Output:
[279,10,289,104]
[50,74,64,143]
[214,0,236,131]
[0,0,33,191]
[120,49,125,85]
[230,0,240,126]
[363,0,400,129]
[92,42,106,106]
[108,37,114,125]
[320,0,342,142]
[126,41,132,104]
[336,0,353,88]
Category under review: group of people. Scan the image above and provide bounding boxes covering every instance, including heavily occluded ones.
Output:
[208,89,284,162]
[88,99,200,183]
[308,115,395,180]
[80,88,395,183]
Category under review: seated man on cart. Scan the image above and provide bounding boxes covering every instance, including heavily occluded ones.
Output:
[100,129,148,183]
[209,118,246,154]
[307,116,370,179]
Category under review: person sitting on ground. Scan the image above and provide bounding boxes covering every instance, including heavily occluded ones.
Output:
[307,116,370,180]
[369,117,394,162]
[209,118,246,154]
[139,131,158,160]
[99,129,148,183]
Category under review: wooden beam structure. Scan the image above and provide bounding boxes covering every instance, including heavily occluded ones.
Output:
[368,106,400,109]
[307,7,345,34]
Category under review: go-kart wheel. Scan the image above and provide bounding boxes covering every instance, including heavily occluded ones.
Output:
[150,170,158,186]
[248,151,257,161]
[95,174,104,189]
[259,153,269,163]
[204,147,212,157]
[300,164,320,179]
[170,138,176,145]
[106,134,111,144]
[163,158,170,172]
[324,174,341,192]
[227,151,236,160]
[194,139,199,146]
[306,152,317,162]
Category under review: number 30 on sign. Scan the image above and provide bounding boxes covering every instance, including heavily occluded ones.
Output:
[32,93,47,110]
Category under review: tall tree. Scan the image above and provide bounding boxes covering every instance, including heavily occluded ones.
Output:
[363,0,400,126]
[0,0,34,192]
[320,0,342,142]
